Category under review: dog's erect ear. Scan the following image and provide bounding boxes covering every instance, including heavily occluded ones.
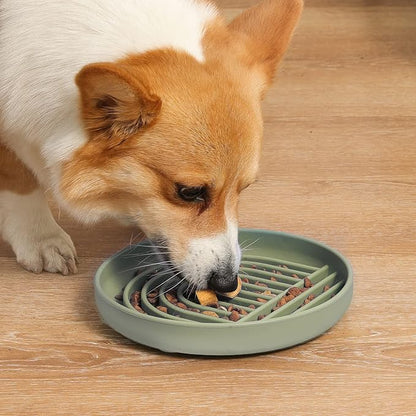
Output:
[75,63,161,142]
[229,0,303,85]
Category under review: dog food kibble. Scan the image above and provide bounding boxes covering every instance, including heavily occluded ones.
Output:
[196,289,218,306]
[176,302,188,310]
[256,297,268,303]
[270,276,277,282]
[165,292,178,304]
[287,287,302,297]
[130,290,145,313]
[229,310,240,322]
[241,277,249,283]
[157,306,168,313]
[277,296,291,308]
[255,281,268,287]
[202,311,219,318]
[258,315,266,320]
[134,305,145,313]
[292,274,300,278]
[131,291,140,304]
[304,277,312,288]
[221,276,242,299]
[324,285,330,292]
[248,304,256,309]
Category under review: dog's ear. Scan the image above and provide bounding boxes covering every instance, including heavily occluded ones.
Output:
[75,63,161,143]
[229,0,303,86]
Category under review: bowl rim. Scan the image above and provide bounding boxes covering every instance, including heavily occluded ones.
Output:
[94,228,353,328]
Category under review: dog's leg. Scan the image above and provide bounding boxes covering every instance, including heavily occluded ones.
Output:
[0,143,78,274]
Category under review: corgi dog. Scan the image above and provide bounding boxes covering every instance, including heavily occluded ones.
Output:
[0,0,303,292]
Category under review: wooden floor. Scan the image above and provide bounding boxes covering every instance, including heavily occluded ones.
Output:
[1,1,415,415]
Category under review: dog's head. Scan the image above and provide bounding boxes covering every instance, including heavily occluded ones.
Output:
[61,0,303,290]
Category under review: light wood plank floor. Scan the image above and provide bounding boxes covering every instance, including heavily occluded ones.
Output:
[1,1,415,415]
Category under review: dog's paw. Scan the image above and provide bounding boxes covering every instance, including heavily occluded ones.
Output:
[15,228,78,276]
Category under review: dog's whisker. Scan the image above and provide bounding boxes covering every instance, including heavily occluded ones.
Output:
[157,274,187,299]
[119,258,173,274]
[134,260,173,270]
[240,238,261,251]
[152,270,183,295]
[122,251,171,258]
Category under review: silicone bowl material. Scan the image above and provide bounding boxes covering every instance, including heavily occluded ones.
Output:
[94,229,353,355]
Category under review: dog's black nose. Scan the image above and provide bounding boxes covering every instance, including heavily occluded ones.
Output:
[208,272,238,293]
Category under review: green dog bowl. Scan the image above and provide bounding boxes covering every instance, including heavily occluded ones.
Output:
[94,229,353,355]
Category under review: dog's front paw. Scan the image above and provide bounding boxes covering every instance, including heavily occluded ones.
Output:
[15,228,78,276]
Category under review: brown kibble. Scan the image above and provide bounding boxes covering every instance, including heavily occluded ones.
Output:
[291,274,300,278]
[277,297,287,307]
[303,299,311,305]
[270,276,277,281]
[133,304,145,313]
[131,291,140,304]
[202,311,219,318]
[176,302,187,310]
[255,281,268,287]
[165,293,178,304]
[287,287,302,297]
[229,310,240,322]
[307,294,315,301]
[263,290,272,295]
[256,297,267,303]
[258,315,266,320]
[189,308,201,313]
[241,277,249,283]
[285,294,295,302]
[239,308,248,315]
[221,277,242,299]
[282,264,288,269]
[157,306,168,313]
[147,297,158,305]
[324,285,330,292]
[248,304,256,309]
[304,277,312,288]
[148,291,158,298]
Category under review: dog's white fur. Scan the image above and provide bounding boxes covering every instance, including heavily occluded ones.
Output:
[0,0,240,283]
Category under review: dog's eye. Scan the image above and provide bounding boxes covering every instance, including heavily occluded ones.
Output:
[176,185,207,203]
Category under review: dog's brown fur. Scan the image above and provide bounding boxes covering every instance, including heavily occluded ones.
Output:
[0,142,38,194]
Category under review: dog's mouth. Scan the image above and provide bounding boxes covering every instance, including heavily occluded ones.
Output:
[147,237,239,293]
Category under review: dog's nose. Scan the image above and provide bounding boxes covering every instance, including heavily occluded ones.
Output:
[208,272,238,293]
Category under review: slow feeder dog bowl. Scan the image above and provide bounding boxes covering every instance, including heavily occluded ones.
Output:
[94,229,353,355]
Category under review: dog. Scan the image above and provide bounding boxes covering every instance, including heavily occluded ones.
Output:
[0,0,303,292]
